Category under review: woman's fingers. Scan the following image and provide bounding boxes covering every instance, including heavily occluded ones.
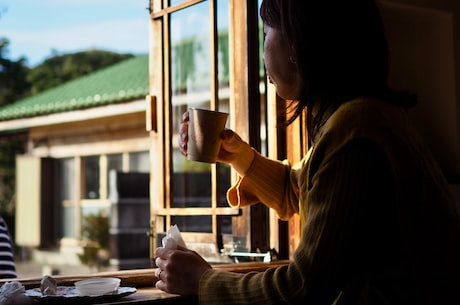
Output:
[154,246,211,296]
[178,122,188,156]
[178,112,190,156]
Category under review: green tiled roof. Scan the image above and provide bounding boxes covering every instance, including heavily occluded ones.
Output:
[0,54,149,121]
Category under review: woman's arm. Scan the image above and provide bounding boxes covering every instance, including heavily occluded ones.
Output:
[179,113,303,219]
[227,151,302,220]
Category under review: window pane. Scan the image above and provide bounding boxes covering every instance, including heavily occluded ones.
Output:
[258,0,268,156]
[58,158,76,238]
[218,0,230,94]
[108,154,123,172]
[169,0,183,7]
[58,158,75,200]
[171,1,212,212]
[107,154,123,197]
[218,165,231,207]
[173,171,211,208]
[217,0,231,210]
[129,151,149,173]
[62,206,75,238]
[81,206,109,219]
[171,216,212,233]
[220,216,232,235]
[83,156,100,199]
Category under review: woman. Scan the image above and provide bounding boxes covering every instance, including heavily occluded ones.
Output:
[155,0,460,304]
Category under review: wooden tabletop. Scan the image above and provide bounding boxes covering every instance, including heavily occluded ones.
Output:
[84,287,198,305]
[0,260,290,304]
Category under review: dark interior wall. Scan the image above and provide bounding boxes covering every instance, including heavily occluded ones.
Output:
[379,0,460,179]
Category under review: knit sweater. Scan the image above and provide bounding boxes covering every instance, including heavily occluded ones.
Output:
[198,98,460,305]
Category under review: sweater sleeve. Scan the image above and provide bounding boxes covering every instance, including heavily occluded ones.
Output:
[199,139,393,305]
[226,151,304,220]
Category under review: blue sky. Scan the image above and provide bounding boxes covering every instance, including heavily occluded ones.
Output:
[0,0,150,67]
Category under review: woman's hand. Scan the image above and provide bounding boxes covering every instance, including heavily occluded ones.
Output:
[155,246,212,296]
[178,111,255,175]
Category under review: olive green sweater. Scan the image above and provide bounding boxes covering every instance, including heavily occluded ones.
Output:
[199,98,460,305]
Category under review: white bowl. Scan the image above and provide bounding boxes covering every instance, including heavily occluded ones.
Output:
[75,277,121,296]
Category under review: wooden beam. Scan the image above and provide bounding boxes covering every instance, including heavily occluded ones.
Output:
[152,207,240,216]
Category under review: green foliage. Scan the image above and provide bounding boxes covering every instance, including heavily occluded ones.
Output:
[78,212,110,270]
[80,212,110,249]
[0,38,28,219]
[0,38,31,107]
[218,30,230,84]
[0,137,25,217]
[171,29,230,93]
[172,36,202,93]
[27,50,134,94]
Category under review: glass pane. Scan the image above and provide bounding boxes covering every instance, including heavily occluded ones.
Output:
[58,158,75,200]
[170,0,184,6]
[83,156,100,199]
[107,154,122,197]
[62,206,75,238]
[81,206,109,219]
[58,158,76,238]
[220,216,232,234]
[173,171,211,208]
[108,154,123,172]
[258,0,268,156]
[217,0,231,209]
[129,151,149,172]
[171,216,212,233]
[171,1,212,213]
[217,0,230,96]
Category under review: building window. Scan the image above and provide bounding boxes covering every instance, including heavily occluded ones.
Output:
[57,151,149,241]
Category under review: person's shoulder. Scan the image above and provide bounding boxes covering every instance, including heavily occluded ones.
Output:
[335,97,395,117]
[314,97,407,153]
[325,97,403,132]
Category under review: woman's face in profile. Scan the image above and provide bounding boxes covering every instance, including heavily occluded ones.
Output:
[263,24,302,100]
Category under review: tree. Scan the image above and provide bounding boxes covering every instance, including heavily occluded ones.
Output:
[0,38,29,231]
[0,138,25,209]
[27,50,133,94]
[0,38,31,107]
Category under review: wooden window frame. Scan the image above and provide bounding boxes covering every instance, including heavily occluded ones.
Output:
[148,0,269,259]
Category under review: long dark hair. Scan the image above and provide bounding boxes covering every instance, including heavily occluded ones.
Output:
[260,0,416,138]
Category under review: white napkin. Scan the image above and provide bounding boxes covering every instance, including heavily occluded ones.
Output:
[0,281,33,305]
[162,225,187,249]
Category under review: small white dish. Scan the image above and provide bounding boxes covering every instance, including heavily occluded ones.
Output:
[74,277,121,296]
